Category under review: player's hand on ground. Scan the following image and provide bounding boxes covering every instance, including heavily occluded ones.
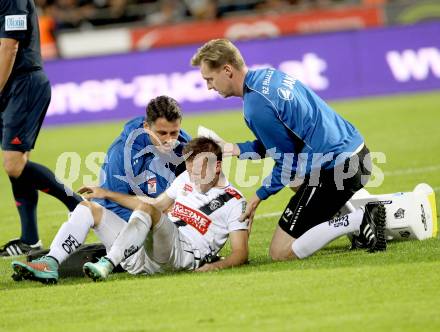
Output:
[240,194,261,234]
[194,263,217,272]
[78,186,108,200]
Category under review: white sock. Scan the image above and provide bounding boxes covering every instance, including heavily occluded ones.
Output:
[292,209,363,259]
[48,204,94,264]
[106,210,152,267]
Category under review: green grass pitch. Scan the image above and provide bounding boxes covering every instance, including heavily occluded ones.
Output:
[1,91,439,332]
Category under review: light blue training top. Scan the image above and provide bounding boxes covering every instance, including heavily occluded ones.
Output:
[237,68,364,200]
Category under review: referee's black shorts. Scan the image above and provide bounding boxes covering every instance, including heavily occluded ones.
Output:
[0,70,51,152]
[278,145,371,239]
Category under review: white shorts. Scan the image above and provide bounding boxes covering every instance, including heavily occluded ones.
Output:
[93,207,198,275]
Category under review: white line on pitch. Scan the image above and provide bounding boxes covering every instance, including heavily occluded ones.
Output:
[255,211,282,220]
[384,165,440,176]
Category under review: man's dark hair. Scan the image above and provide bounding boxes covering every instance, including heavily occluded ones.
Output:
[146,95,182,125]
[183,137,223,163]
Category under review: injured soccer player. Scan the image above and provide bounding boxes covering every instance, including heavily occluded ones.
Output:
[11,137,249,283]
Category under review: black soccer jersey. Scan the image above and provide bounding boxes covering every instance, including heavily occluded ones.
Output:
[0,0,43,75]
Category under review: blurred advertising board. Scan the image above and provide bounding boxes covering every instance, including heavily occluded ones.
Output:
[56,6,382,58]
[385,0,440,25]
[44,22,440,126]
[131,6,382,50]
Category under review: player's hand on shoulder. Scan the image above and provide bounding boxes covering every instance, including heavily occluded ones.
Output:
[240,194,261,234]
[78,186,108,200]
[222,142,241,157]
[194,263,218,272]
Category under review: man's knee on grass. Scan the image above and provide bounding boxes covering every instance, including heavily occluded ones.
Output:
[269,226,297,261]
[269,244,297,261]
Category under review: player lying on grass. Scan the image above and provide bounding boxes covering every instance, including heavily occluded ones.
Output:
[11,137,249,283]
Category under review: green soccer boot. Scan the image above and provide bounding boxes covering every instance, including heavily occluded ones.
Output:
[11,256,59,284]
[83,257,114,281]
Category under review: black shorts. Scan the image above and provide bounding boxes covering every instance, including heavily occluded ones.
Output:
[278,145,371,238]
[0,70,51,152]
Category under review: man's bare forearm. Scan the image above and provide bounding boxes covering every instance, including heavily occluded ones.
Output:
[105,190,156,211]
[207,249,248,270]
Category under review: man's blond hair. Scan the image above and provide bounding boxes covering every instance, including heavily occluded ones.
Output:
[191,39,245,70]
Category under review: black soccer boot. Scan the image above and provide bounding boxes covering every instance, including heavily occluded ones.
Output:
[0,239,43,257]
[358,203,387,253]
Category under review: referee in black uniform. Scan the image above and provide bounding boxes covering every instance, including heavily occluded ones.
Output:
[0,0,82,256]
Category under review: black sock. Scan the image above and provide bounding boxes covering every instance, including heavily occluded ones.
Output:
[9,177,39,245]
[17,161,83,211]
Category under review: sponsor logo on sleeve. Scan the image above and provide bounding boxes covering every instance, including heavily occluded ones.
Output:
[225,187,242,199]
[5,15,27,31]
[261,69,274,95]
[184,183,193,192]
[147,177,157,194]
